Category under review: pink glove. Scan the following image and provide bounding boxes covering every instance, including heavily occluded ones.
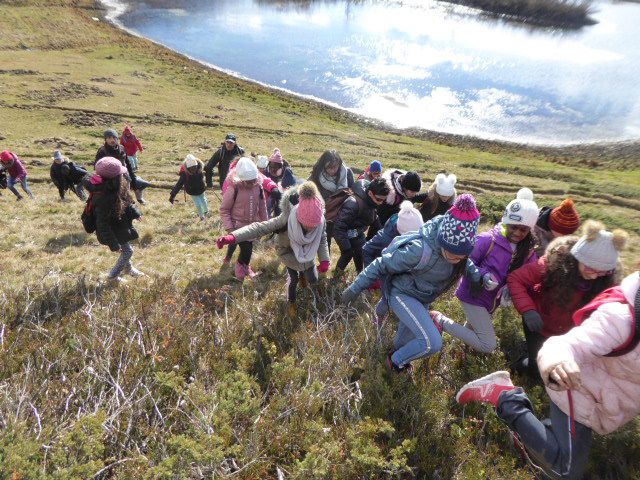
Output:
[318,260,330,274]
[367,279,382,291]
[216,234,236,249]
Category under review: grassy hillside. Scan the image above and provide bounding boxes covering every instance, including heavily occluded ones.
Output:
[1,1,639,478]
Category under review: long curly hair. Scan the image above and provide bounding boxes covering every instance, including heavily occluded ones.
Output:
[105,174,134,221]
[541,233,619,306]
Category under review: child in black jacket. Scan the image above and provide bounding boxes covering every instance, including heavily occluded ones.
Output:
[169,154,209,220]
[87,157,145,283]
[50,150,87,201]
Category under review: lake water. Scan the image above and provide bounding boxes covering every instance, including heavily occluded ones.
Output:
[103,0,640,145]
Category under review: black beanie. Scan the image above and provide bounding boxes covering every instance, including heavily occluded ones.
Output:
[400,172,421,192]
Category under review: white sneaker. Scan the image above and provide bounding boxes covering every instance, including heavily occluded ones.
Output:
[126,266,146,277]
[106,276,128,285]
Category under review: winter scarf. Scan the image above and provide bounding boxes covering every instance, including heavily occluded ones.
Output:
[287,205,324,263]
[318,164,349,195]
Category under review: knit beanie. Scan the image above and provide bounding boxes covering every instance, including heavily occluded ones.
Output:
[396,201,423,235]
[269,148,284,164]
[234,157,258,181]
[435,173,457,197]
[570,220,628,272]
[437,193,481,256]
[296,181,325,228]
[502,188,539,229]
[53,150,64,162]
[0,150,13,163]
[104,128,119,139]
[549,198,580,235]
[256,155,269,169]
[184,154,198,168]
[369,160,382,173]
[400,171,422,192]
[95,157,127,179]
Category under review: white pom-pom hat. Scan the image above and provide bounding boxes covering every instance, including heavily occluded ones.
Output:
[435,173,457,197]
[234,157,259,181]
[502,188,539,229]
[396,201,423,234]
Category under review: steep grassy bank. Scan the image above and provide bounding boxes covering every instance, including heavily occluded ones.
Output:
[0,1,639,478]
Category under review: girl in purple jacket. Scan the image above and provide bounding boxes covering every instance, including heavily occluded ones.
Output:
[0,150,34,200]
[432,188,538,353]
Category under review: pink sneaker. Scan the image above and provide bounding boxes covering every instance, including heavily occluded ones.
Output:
[234,262,247,281]
[246,265,260,279]
[456,371,515,407]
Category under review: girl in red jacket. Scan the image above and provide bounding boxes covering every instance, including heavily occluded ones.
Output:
[120,125,144,172]
[507,220,626,379]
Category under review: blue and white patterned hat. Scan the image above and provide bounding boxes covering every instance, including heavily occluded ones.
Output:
[437,193,480,256]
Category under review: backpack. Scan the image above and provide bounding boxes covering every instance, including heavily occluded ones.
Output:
[572,283,640,357]
[81,192,101,234]
[324,188,355,223]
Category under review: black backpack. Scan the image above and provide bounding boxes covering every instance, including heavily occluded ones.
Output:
[80,192,101,234]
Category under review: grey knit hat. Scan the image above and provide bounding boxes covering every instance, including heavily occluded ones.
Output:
[104,128,119,139]
[570,220,628,271]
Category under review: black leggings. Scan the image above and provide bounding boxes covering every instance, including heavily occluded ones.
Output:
[287,266,319,302]
[226,241,254,265]
[336,236,365,273]
[520,321,547,381]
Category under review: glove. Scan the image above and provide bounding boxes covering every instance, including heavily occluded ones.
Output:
[523,310,543,332]
[500,288,513,308]
[169,197,175,204]
[341,287,358,305]
[367,279,382,291]
[216,234,236,249]
[483,273,499,291]
[318,260,330,274]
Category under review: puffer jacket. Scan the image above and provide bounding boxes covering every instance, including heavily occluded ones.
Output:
[456,223,537,313]
[362,214,400,268]
[333,180,380,251]
[219,179,268,231]
[231,187,329,271]
[120,128,144,156]
[347,215,479,305]
[537,272,640,435]
[1,153,27,179]
[170,161,206,200]
[507,236,622,338]
[86,176,141,251]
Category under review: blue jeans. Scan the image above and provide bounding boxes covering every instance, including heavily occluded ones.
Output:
[388,293,442,368]
[191,193,209,217]
[498,388,592,479]
[127,155,138,170]
[7,176,34,198]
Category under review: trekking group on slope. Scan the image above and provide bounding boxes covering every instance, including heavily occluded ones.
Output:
[2,127,639,480]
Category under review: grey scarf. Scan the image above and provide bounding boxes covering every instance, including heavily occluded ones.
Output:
[318,164,348,194]
[287,205,325,263]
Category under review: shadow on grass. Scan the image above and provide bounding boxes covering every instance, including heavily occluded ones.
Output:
[43,232,91,253]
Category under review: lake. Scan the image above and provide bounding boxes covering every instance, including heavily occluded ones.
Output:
[103,0,640,145]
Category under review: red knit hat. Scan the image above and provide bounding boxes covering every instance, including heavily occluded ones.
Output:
[549,198,580,235]
[0,150,14,163]
[296,182,324,228]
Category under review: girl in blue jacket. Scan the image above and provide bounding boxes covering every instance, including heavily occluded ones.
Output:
[341,194,481,372]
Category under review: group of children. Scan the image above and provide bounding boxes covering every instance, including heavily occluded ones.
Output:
[3,129,639,479]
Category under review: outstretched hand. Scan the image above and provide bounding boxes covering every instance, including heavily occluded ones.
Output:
[340,287,358,305]
[216,234,236,249]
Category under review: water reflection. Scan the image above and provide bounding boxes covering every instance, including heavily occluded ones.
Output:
[111,0,640,144]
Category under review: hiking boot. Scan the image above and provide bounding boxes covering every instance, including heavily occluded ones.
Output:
[429,310,446,334]
[456,371,515,407]
[234,262,247,281]
[106,275,127,285]
[134,189,146,205]
[287,302,297,318]
[386,352,413,375]
[16,195,23,201]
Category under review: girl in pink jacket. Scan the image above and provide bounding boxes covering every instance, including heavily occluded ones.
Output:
[0,150,34,200]
[455,271,640,479]
[217,157,267,281]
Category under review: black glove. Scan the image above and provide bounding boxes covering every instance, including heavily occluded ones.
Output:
[341,287,358,305]
[169,197,175,204]
[469,277,483,298]
[523,310,543,332]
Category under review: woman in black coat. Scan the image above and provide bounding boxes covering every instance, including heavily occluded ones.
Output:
[87,157,145,283]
